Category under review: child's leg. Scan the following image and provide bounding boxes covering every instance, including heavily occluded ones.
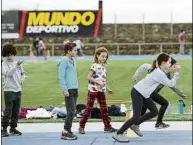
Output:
[10,91,21,129]
[136,98,158,126]
[151,93,168,123]
[141,104,147,117]
[117,88,143,135]
[64,89,77,132]
[2,91,14,129]
[79,92,96,128]
[97,92,111,128]
[43,49,47,59]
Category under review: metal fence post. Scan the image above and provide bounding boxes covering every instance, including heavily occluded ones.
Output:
[160,43,163,53]
[138,44,141,55]
[170,11,173,37]
[52,44,54,56]
[142,13,145,40]
[117,44,119,55]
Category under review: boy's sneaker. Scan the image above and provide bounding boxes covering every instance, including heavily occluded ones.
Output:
[104,127,117,133]
[78,127,85,134]
[155,122,170,129]
[130,125,143,137]
[9,128,22,136]
[112,133,130,143]
[2,128,9,137]
[61,130,78,140]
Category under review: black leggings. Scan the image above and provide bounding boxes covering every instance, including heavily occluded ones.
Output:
[141,92,169,123]
[117,88,158,134]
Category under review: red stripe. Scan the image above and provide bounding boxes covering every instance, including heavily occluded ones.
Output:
[19,11,27,38]
[94,9,102,37]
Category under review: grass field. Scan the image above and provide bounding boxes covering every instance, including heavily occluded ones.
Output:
[2,59,192,114]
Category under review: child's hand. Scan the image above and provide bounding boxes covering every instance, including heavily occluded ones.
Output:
[174,65,181,72]
[131,75,137,81]
[182,94,187,99]
[64,91,69,97]
[97,81,106,87]
[168,64,180,73]
[17,60,24,66]
[107,89,113,94]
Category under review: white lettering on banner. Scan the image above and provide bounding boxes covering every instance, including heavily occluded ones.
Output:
[26,25,79,33]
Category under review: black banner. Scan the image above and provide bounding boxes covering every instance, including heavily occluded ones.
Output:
[2,11,19,39]
[19,10,102,38]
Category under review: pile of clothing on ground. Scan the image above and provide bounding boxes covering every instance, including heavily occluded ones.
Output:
[1,104,127,119]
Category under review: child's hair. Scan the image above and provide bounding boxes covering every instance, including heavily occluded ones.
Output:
[94,47,109,64]
[149,53,170,73]
[64,42,76,54]
[2,44,17,57]
[171,57,177,66]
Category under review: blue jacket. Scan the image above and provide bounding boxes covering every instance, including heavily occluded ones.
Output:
[57,57,78,92]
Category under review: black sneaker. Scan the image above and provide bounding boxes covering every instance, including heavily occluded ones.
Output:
[69,130,78,137]
[104,127,117,133]
[155,122,170,129]
[61,130,78,140]
[2,128,9,137]
[9,128,22,136]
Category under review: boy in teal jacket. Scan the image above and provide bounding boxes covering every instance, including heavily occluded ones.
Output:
[57,42,78,140]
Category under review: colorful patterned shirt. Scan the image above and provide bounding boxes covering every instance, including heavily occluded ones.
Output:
[88,63,107,92]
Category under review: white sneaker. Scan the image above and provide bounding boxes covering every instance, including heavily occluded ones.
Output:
[112,133,130,143]
[130,125,143,137]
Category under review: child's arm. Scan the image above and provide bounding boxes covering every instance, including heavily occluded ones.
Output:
[157,71,180,88]
[2,61,22,77]
[132,63,152,81]
[169,87,186,98]
[166,73,186,98]
[87,64,105,87]
[87,70,103,86]
[20,65,26,85]
[58,60,68,95]
[106,84,113,94]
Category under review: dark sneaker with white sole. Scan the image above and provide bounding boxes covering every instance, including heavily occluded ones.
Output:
[104,127,117,133]
[61,130,78,140]
[130,124,143,137]
[155,122,170,129]
[2,128,9,137]
[9,128,22,136]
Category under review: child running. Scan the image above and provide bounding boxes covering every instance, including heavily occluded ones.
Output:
[112,53,181,143]
[57,42,79,140]
[78,47,117,134]
[132,57,186,132]
[2,44,26,137]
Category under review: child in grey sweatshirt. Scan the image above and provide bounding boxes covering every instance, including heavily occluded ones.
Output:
[113,53,181,143]
[1,44,26,137]
[131,57,186,133]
